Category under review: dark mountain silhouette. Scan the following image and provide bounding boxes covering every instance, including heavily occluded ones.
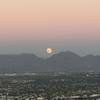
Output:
[0,51,100,73]
[44,51,83,72]
[0,54,44,73]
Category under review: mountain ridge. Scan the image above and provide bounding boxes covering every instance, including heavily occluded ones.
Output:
[0,51,99,73]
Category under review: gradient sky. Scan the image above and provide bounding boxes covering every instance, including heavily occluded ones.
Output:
[0,0,100,57]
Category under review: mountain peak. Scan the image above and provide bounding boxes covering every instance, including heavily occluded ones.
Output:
[48,51,80,60]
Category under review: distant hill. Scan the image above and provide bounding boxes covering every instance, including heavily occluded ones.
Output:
[0,51,100,73]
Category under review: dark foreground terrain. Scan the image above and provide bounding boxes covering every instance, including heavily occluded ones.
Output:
[0,72,100,100]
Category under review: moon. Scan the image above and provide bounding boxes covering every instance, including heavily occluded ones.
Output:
[46,48,53,54]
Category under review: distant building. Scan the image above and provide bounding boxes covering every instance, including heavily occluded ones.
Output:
[37,97,45,100]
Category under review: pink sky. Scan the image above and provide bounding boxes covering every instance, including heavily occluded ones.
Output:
[0,0,100,56]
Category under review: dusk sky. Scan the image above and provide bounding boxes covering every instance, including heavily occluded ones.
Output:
[0,0,100,57]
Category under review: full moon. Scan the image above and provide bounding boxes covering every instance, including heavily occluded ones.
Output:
[46,48,53,54]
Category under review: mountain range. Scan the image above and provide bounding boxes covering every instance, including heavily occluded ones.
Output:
[0,51,100,73]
